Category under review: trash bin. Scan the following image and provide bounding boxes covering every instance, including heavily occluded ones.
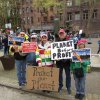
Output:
[0,55,15,70]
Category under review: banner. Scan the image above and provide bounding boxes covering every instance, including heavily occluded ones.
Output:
[26,66,59,91]
[8,36,24,46]
[22,42,37,53]
[72,48,91,62]
[51,40,74,60]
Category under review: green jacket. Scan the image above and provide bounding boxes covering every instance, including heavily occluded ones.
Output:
[70,61,91,73]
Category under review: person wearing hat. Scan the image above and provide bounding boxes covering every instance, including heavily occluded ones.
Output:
[36,32,54,93]
[19,32,29,41]
[31,34,37,42]
[36,32,53,67]
[56,29,71,94]
[10,31,27,88]
[70,41,90,99]
[26,34,38,66]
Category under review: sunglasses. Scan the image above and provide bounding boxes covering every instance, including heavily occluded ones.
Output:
[31,38,36,39]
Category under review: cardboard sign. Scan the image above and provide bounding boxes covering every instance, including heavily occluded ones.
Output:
[8,36,24,46]
[72,48,91,62]
[22,42,37,53]
[51,40,74,60]
[26,66,59,91]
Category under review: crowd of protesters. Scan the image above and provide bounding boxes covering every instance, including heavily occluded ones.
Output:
[0,28,91,100]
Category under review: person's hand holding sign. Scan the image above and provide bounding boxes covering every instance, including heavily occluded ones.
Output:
[73,52,82,62]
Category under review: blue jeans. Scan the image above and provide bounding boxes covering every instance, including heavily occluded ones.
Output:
[4,46,9,56]
[56,60,71,91]
[73,73,86,95]
[15,59,26,85]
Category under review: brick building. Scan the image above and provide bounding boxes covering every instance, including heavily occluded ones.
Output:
[64,0,100,35]
[11,0,100,35]
[17,0,55,32]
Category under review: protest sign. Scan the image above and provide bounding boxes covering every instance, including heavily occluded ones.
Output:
[8,36,24,46]
[26,66,59,91]
[72,48,91,62]
[51,40,74,60]
[79,29,83,34]
[22,42,37,53]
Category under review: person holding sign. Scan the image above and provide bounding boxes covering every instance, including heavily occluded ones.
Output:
[10,32,27,88]
[36,32,53,93]
[56,29,71,94]
[70,41,90,99]
[26,34,38,66]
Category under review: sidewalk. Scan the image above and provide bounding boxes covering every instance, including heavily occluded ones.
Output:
[0,69,100,100]
[0,51,100,100]
[0,64,100,99]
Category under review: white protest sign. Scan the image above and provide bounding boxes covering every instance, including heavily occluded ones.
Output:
[51,40,74,60]
[79,30,83,34]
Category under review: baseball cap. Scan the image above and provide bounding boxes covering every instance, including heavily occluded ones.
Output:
[40,32,48,37]
[31,34,37,38]
[59,29,65,34]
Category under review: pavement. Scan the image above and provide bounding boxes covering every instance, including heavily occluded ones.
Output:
[0,38,100,100]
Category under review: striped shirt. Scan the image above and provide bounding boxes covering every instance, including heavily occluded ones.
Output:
[36,42,53,67]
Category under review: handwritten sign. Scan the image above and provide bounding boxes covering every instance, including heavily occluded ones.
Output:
[51,40,74,60]
[8,36,24,46]
[72,48,91,62]
[26,66,59,91]
[22,42,37,53]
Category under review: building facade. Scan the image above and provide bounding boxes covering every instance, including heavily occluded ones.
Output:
[17,0,55,32]
[64,0,100,35]
[9,0,100,35]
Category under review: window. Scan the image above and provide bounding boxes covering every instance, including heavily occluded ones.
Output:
[83,10,88,20]
[31,17,34,24]
[26,7,29,13]
[92,9,98,19]
[67,0,72,7]
[67,12,72,21]
[27,17,30,24]
[22,8,25,13]
[50,16,54,22]
[50,6,54,11]
[75,12,80,20]
[38,17,40,22]
[75,0,81,6]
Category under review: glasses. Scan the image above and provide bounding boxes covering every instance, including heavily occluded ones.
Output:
[41,36,47,39]
[20,34,25,36]
[59,32,64,34]
[31,38,36,39]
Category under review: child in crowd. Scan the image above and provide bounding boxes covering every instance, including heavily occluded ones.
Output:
[70,40,90,99]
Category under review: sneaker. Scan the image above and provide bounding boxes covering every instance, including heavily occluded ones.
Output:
[79,94,85,99]
[75,94,80,99]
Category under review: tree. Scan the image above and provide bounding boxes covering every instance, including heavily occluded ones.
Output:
[0,0,19,29]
